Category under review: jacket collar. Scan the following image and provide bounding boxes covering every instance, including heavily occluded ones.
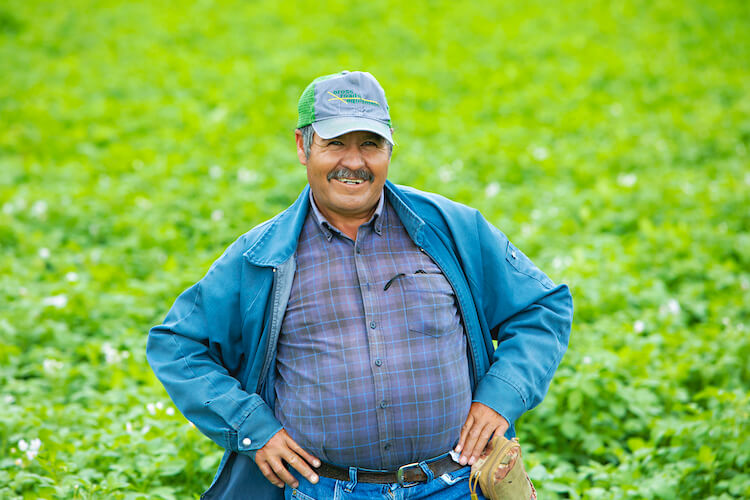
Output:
[243,180,425,267]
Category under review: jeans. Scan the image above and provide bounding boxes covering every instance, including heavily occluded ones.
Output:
[284,458,487,500]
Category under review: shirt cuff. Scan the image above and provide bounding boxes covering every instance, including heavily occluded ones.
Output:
[235,398,283,459]
[473,373,527,430]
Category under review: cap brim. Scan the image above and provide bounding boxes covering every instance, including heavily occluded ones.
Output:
[313,117,395,146]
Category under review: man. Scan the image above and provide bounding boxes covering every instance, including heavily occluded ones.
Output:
[147,71,573,499]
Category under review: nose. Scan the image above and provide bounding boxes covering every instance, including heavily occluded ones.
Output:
[339,143,366,170]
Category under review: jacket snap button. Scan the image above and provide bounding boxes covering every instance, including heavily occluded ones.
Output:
[242,438,252,446]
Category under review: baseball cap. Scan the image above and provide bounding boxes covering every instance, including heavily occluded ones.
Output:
[297,71,394,145]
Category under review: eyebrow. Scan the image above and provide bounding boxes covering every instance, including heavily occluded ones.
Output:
[363,134,384,143]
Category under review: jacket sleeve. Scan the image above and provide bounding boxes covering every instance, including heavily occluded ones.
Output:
[146,240,282,457]
[469,213,573,430]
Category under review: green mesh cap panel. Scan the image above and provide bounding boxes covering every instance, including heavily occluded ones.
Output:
[296,73,340,128]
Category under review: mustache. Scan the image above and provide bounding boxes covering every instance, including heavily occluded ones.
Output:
[327,167,374,182]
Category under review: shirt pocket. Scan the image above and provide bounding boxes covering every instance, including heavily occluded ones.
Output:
[403,272,461,337]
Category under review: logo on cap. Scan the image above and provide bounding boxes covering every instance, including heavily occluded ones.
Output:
[327,90,381,107]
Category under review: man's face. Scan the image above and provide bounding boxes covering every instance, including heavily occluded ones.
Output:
[296,130,390,223]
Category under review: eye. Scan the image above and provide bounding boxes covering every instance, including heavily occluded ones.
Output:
[327,140,344,146]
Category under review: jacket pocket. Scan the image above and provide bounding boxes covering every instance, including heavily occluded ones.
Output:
[505,241,554,289]
[403,272,461,337]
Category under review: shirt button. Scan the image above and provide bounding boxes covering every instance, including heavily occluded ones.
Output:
[384,443,391,450]
[374,359,383,367]
[356,246,361,254]
[370,321,377,329]
[242,438,251,446]
[511,250,517,259]
[380,400,388,409]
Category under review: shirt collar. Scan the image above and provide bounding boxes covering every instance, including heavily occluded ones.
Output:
[308,190,385,241]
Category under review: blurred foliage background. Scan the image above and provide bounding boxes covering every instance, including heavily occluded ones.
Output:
[1,0,749,498]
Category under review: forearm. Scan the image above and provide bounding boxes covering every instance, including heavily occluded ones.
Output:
[147,327,282,456]
[476,283,573,430]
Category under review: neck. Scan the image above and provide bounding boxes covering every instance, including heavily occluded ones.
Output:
[318,205,377,241]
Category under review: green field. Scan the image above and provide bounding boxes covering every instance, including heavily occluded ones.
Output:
[1,0,749,498]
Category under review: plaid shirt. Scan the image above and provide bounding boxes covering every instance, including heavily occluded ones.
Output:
[274,193,472,470]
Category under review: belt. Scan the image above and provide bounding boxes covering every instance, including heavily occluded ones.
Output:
[315,454,463,487]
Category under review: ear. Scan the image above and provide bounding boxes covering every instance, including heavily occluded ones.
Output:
[295,129,307,166]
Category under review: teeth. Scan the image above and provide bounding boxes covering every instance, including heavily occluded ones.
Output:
[338,178,363,184]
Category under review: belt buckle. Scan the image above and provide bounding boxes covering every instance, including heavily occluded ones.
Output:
[396,462,422,488]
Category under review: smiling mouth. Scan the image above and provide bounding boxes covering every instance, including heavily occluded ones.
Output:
[336,178,365,185]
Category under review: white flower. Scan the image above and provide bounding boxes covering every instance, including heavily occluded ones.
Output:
[17,438,41,460]
[42,294,68,308]
[617,174,637,188]
[531,146,549,161]
[65,272,79,282]
[38,247,51,259]
[211,209,224,222]
[4,395,15,404]
[237,168,258,184]
[43,359,64,372]
[552,256,572,270]
[484,182,501,198]
[31,200,48,218]
[101,343,123,364]
[142,425,151,434]
[660,299,681,316]
[166,407,175,416]
[667,299,681,315]
[147,403,156,415]
[582,356,592,365]
[126,422,133,433]
[156,401,164,410]
[633,320,645,333]
[438,168,455,183]
[15,458,22,467]
[209,165,223,179]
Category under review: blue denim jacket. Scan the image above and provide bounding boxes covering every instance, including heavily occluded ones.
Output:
[146,181,573,500]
